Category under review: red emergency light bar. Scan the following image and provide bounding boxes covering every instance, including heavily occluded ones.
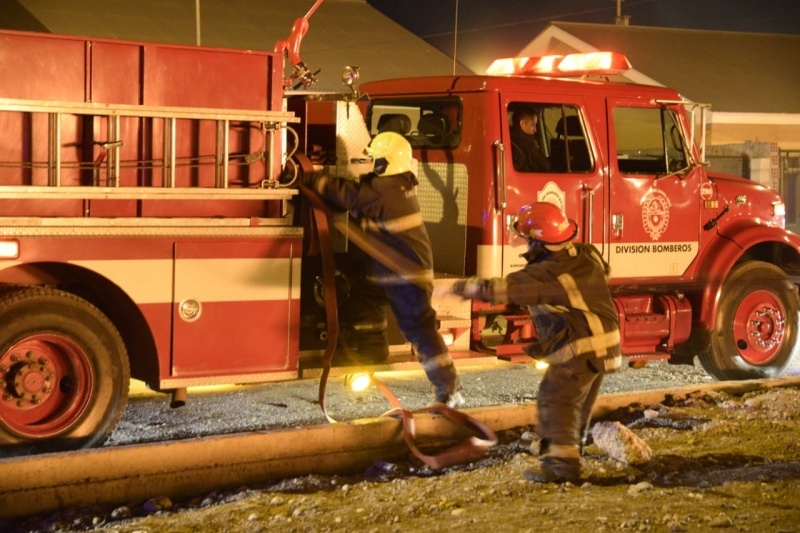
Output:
[486,52,631,77]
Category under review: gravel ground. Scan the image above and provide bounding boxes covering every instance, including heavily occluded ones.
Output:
[106,359,718,447]
[6,359,800,532]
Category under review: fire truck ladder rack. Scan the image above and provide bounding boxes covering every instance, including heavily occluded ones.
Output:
[0,97,300,202]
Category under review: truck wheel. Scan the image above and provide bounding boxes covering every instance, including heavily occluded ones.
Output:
[0,287,129,455]
[699,261,800,380]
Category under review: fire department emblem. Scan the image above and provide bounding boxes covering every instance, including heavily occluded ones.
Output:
[642,189,671,241]
[700,182,714,201]
[536,181,566,212]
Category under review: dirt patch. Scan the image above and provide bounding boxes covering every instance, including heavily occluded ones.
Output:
[10,386,800,532]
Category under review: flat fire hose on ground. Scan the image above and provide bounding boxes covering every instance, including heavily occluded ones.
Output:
[299,184,497,468]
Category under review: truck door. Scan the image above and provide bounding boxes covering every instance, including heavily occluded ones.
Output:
[497,95,607,276]
[605,98,701,280]
[171,239,299,377]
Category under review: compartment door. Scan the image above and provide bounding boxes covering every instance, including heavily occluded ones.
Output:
[171,239,300,377]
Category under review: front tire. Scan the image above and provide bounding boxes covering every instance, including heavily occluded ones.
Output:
[699,261,800,380]
[0,287,129,456]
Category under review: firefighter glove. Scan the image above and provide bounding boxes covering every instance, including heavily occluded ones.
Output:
[303,173,328,196]
[451,276,486,300]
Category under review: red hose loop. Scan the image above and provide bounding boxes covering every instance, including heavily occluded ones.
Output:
[373,376,497,469]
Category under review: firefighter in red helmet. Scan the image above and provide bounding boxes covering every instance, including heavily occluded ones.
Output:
[451,202,621,483]
[312,132,464,407]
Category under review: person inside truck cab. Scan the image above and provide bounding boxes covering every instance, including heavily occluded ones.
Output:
[510,106,552,173]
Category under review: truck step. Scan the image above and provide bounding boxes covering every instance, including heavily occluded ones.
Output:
[437,315,471,328]
[625,352,671,362]
[495,342,536,363]
[298,350,497,379]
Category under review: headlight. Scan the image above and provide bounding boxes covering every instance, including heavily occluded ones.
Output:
[772,202,786,217]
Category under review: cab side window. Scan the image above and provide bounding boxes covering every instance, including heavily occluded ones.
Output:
[508,103,593,173]
[614,107,689,174]
[368,97,462,150]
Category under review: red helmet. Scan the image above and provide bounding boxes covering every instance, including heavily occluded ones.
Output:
[511,202,578,244]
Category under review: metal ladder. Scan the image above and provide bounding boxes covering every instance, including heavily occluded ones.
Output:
[0,97,300,201]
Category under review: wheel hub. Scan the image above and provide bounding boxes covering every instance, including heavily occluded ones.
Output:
[11,362,56,403]
[733,290,787,365]
[747,305,784,350]
[1,351,57,407]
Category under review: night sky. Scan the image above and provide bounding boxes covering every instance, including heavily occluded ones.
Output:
[367,0,800,73]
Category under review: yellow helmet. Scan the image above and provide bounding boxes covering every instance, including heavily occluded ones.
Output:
[366,132,412,175]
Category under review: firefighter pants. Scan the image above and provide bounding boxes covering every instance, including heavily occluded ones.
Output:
[536,352,604,455]
[379,276,459,401]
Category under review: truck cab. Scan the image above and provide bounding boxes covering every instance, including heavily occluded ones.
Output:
[357,52,800,381]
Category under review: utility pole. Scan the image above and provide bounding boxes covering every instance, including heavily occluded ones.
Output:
[452,0,459,75]
[196,0,202,45]
[614,0,630,26]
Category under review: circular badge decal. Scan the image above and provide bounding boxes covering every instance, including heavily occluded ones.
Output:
[642,189,672,241]
[700,182,714,201]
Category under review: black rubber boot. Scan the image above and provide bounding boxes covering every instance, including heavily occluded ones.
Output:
[523,456,581,484]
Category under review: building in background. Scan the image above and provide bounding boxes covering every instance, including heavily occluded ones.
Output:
[0,0,470,93]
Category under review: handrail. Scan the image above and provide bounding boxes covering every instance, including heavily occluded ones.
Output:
[583,183,595,243]
[0,97,299,123]
[493,140,506,214]
[0,185,296,200]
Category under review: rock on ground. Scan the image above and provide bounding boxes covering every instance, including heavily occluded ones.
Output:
[591,421,652,465]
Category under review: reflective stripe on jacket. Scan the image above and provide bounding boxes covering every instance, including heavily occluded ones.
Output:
[318,171,434,289]
[485,243,621,371]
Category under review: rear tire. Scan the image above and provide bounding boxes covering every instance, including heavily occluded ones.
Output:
[699,261,800,380]
[0,287,129,456]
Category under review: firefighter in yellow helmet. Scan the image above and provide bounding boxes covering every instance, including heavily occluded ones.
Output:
[451,202,621,482]
[312,132,464,407]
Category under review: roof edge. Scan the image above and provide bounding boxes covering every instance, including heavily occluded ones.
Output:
[550,21,800,40]
[711,112,800,126]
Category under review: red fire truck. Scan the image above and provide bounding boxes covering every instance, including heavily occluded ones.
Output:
[1,18,799,455]
[355,54,800,385]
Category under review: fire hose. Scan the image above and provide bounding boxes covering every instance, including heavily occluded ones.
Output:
[299,184,497,468]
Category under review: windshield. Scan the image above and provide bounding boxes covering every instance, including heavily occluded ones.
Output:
[366,97,462,149]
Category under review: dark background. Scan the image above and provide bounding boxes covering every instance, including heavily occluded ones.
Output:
[367,0,800,72]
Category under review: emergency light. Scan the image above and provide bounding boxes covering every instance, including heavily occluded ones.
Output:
[486,52,631,77]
